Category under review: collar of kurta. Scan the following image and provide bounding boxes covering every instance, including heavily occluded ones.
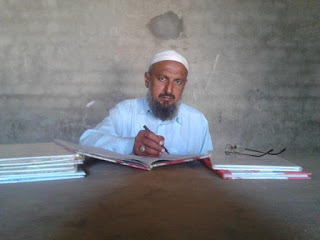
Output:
[139,98,183,125]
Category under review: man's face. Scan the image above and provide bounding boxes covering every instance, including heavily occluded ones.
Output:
[145,60,188,108]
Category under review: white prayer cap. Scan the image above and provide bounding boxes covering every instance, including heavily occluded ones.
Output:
[149,50,189,71]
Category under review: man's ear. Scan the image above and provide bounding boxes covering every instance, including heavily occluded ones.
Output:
[145,72,150,88]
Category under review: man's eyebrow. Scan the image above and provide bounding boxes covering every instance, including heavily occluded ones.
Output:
[156,74,169,79]
[153,72,186,84]
[157,74,185,80]
[174,77,186,82]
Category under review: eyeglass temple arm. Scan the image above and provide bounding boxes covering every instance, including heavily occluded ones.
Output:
[245,149,274,157]
[245,148,286,155]
[226,149,274,157]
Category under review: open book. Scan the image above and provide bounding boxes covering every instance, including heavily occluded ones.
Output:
[55,140,211,171]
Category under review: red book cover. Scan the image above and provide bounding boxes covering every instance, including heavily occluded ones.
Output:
[213,169,312,180]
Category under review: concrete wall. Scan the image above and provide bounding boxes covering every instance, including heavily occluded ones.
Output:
[0,0,319,153]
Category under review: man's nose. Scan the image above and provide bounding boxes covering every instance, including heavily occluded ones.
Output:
[164,80,173,94]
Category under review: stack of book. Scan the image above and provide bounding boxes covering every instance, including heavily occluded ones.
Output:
[202,149,311,180]
[0,141,85,184]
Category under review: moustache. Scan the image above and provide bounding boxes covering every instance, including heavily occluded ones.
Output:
[158,93,175,99]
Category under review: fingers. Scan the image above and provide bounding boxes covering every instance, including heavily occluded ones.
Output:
[143,131,164,147]
[134,130,165,156]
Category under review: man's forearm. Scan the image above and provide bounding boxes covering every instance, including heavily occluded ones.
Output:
[79,129,135,154]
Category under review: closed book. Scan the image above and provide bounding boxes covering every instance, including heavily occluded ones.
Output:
[203,149,302,171]
[201,149,311,180]
[213,169,312,180]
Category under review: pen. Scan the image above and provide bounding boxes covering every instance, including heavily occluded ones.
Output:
[143,125,170,154]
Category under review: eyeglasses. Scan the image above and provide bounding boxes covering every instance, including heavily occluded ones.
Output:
[225,144,286,157]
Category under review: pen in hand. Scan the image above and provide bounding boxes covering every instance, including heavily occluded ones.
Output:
[143,125,170,154]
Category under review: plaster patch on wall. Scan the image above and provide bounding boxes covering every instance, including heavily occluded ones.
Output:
[218,111,222,124]
[148,11,183,40]
[193,91,197,102]
[86,101,95,108]
[205,53,220,89]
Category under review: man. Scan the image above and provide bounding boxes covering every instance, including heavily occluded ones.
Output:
[80,50,213,156]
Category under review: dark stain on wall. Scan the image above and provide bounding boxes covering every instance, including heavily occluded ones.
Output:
[147,11,183,40]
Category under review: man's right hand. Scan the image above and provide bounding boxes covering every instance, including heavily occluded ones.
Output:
[133,130,165,157]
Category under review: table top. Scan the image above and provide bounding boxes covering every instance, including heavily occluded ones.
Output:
[1,153,319,240]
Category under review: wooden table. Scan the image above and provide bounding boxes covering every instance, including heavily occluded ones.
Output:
[1,153,319,240]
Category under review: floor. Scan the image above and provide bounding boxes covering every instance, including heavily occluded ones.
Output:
[1,153,319,240]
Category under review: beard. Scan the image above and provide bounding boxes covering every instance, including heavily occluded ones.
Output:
[146,89,180,121]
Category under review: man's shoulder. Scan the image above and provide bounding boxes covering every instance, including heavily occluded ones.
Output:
[114,98,146,111]
[179,103,208,121]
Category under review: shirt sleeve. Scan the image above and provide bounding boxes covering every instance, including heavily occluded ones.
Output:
[199,118,214,154]
[79,103,135,154]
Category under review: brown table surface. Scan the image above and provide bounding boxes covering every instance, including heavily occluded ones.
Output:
[1,153,319,240]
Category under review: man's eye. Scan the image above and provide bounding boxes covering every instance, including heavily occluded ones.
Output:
[158,76,166,81]
[174,80,182,85]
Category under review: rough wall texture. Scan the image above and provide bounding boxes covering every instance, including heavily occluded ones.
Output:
[0,0,319,153]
